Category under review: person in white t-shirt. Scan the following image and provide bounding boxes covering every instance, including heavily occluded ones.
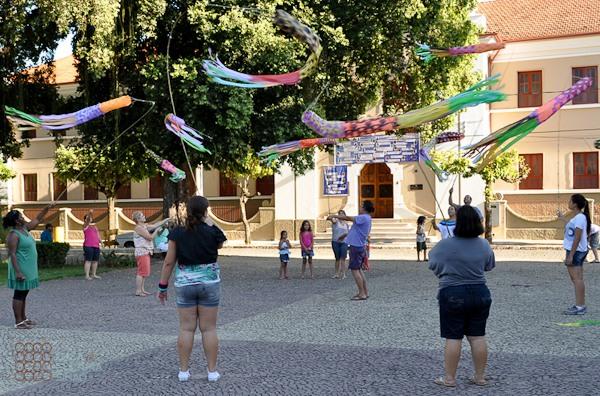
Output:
[588,223,600,263]
[557,194,590,315]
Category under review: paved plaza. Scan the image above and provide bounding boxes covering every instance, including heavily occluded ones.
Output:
[1,248,599,395]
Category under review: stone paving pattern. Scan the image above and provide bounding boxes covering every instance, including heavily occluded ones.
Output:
[1,248,599,395]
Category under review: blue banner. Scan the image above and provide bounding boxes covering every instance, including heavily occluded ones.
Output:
[323,165,349,196]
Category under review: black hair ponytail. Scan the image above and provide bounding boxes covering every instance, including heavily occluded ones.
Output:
[571,194,591,235]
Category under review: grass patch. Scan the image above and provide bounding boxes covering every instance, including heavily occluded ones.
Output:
[0,257,135,286]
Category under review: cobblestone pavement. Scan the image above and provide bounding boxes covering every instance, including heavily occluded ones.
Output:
[1,249,599,395]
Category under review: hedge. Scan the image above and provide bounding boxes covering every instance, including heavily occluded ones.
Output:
[36,242,71,268]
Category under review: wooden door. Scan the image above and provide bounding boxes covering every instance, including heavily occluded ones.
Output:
[359,163,393,218]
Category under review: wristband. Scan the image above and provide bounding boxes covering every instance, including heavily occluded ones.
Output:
[158,282,168,292]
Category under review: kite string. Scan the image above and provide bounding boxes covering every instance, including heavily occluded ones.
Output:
[166,13,198,191]
[53,100,156,202]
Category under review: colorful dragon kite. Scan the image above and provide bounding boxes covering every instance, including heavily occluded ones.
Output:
[302,75,505,139]
[145,147,186,183]
[164,114,211,154]
[259,137,338,163]
[5,96,135,130]
[465,77,594,170]
[416,42,505,63]
[203,9,322,88]
[419,132,465,182]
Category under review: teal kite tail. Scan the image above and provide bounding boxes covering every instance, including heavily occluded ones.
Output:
[4,106,43,125]
[415,43,433,62]
[465,74,501,92]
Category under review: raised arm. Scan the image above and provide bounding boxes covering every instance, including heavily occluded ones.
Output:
[135,224,159,241]
[83,209,93,229]
[26,203,54,231]
[328,214,355,223]
[448,187,459,209]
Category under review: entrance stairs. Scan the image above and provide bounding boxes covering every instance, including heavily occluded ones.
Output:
[315,218,433,247]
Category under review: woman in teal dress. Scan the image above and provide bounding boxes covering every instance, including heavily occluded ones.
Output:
[3,204,53,329]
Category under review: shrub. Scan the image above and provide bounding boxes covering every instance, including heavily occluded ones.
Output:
[36,242,71,268]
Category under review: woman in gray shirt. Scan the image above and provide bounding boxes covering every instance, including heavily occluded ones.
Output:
[328,210,350,279]
[428,206,495,388]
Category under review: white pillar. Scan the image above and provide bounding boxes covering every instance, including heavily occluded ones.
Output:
[343,164,364,216]
[388,163,418,219]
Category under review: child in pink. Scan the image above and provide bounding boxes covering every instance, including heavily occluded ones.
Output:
[299,220,314,279]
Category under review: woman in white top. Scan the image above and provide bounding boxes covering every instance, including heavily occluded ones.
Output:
[327,210,350,279]
[558,194,590,315]
[132,211,169,296]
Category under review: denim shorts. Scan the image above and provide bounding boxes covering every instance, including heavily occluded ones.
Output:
[416,241,427,251]
[331,241,348,260]
[438,284,492,339]
[83,246,100,261]
[280,254,289,263]
[348,245,366,270]
[301,249,314,258]
[175,282,220,308]
[565,249,588,266]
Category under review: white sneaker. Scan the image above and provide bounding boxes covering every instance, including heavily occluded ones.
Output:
[207,370,221,382]
[178,370,191,382]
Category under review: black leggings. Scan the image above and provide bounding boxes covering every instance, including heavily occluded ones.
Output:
[13,289,29,301]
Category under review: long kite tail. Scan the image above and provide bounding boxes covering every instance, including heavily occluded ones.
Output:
[140,141,187,183]
[259,137,337,162]
[419,148,449,182]
[4,95,133,130]
[416,42,505,62]
[164,113,211,154]
[303,75,505,139]
[203,9,322,88]
[466,77,594,169]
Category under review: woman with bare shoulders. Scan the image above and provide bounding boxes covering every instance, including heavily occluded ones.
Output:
[3,204,54,329]
[132,211,169,296]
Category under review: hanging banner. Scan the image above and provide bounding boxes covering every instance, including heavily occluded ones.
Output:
[335,133,419,165]
[323,165,349,196]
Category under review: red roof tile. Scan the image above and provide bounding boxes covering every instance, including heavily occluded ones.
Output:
[477,0,600,42]
[26,55,78,85]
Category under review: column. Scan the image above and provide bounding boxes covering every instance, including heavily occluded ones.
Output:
[388,163,418,219]
[343,164,364,216]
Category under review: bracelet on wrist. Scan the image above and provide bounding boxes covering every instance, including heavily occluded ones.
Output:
[158,282,168,292]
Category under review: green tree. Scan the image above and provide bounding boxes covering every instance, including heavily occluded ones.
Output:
[0,0,66,159]
[54,144,153,228]
[431,149,529,241]
[0,162,16,181]
[50,0,167,227]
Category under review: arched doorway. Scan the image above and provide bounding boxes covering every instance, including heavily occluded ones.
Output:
[359,163,393,218]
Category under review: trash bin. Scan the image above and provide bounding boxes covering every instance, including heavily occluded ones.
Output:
[53,226,65,243]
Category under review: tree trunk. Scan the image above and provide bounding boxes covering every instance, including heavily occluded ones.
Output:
[162,177,190,225]
[107,196,116,231]
[239,177,251,245]
[484,181,493,242]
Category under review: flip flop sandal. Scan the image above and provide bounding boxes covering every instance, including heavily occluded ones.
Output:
[350,296,368,301]
[434,377,456,387]
[468,377,488,386]
[24,318,37,326]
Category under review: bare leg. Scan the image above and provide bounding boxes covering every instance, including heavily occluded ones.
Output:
[424,248,428,261]
[466,336,488,383]
[135,275,144,295]
[593,247,599,262]
[308,257,314,279]
[301,258,306,278]
[443,339,462,385]
[360,270,368,297]
[351,269,366,298]
[340,259,346,279]
[334,259,340,278]
[279,264,284,279]
[84,261,92,280]
[283,264,288,279]
[141,277,151,294]
[567,266,586,306]
[177,307,198,372]
[91,261,101,278]
[198,306,219,372]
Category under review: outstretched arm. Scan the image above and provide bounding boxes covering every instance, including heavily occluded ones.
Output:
[448,187,459,209]
[328,214,355,223]
[26,203,54,231]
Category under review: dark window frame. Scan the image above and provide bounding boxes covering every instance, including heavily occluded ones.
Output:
[256,175,275,196]
[518,70,543,108]
[23,174,37,201]
[519,154,543,190]
[52,173,67,201]
[219,173,237,197]
[572,66,598,104]
[149,175,164,199]
[573,152,599,189]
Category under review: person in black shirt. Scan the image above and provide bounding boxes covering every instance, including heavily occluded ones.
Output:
[158,196,227,383]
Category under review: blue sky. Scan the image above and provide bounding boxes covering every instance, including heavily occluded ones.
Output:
[54,34,73,60]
